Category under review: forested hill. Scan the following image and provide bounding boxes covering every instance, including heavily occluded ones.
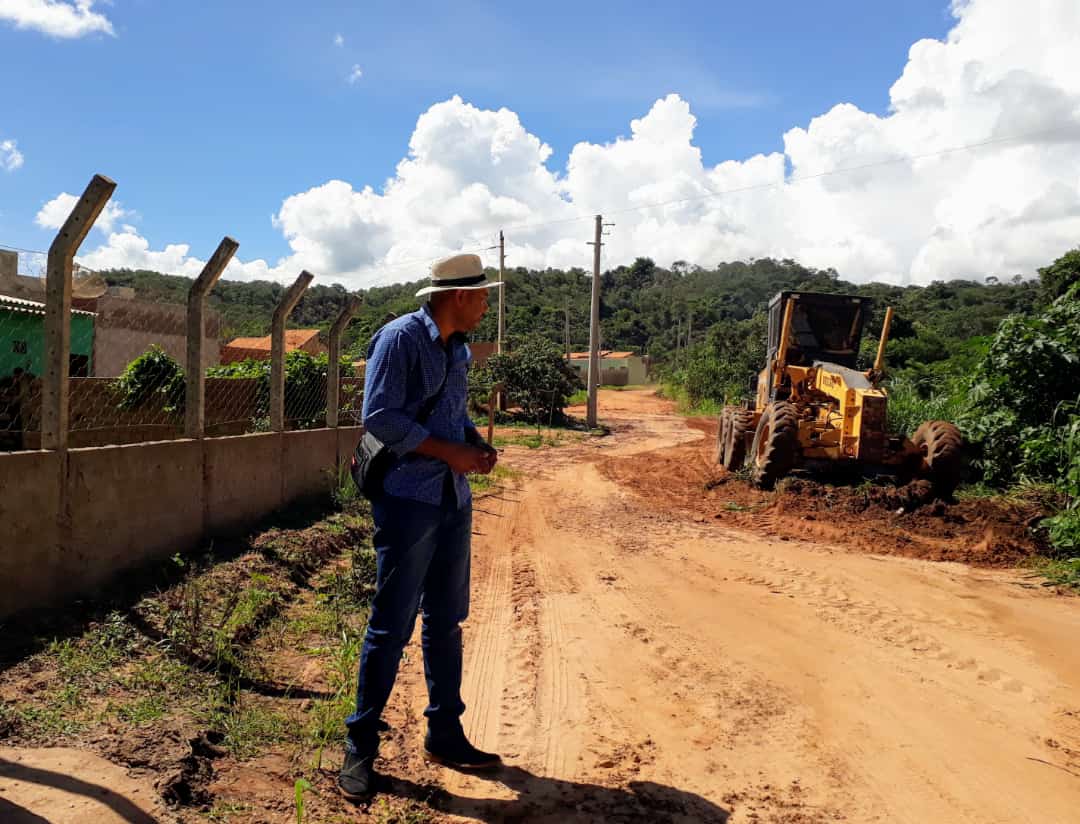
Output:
[100,256,1042,366]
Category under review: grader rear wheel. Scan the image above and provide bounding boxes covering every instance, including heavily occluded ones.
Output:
[723,407,756,472]
[716,409,730,465]
[913,420,963,498]
[750,401,799,489]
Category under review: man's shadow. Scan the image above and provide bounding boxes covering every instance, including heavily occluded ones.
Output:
[383,764,730,823]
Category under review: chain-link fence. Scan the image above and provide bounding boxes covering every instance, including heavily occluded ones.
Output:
[0,251,48,450]
[0,244,363,451]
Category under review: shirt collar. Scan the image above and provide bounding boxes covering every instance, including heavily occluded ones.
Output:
[418,303,469,356]
[418,303,443,343]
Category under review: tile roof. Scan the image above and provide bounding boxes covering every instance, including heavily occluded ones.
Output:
[568,350,637,360]
[0,293,96,317]
[224,329,321,352]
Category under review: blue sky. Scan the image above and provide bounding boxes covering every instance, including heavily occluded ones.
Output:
[0,0,955,270]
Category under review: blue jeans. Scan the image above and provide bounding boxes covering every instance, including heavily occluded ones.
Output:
[345,484,472,756]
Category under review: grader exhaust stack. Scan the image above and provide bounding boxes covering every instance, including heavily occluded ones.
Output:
[873,306,894,378]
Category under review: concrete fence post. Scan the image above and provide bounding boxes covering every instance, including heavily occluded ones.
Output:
[185,237,239,438]
[270,271,314,432]
[42,174,117,450]
[326,296,363,428]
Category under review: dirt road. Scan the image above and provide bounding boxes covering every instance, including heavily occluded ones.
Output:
[2,389,1077,823]
[381,389,1080,823]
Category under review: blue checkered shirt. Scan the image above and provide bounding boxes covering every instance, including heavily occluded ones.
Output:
[361,304,478,508]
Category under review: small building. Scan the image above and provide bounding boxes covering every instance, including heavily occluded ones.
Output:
[1,250,221,377]
[1,294,97,377]
[71,293,223,377]
[567,350,648,387]
[221,329,326,364]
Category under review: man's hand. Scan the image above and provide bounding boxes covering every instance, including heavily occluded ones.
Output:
[465,429,499,475]
[442,443,491,475]
[476,442,498,474]
[415,435,498,475]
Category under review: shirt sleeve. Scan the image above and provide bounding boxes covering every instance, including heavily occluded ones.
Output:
[362,328,431,456]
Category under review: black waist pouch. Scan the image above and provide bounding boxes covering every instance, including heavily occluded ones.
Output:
[351,430,397,500]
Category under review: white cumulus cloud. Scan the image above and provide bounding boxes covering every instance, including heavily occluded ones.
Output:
[347,64,363,84]
[36,192,130,234]
[0,0,115,39]
[1,137,23,171]
[334,32,344,47]
[64,0,1080,288]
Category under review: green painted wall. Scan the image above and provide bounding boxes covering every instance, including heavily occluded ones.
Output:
[0,309,95,377]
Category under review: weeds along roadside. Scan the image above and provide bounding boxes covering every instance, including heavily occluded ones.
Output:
[0,472,379,815]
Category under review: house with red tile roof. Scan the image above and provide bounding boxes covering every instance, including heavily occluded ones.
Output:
[220,329,326,364]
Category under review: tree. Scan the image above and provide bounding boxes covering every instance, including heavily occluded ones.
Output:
[1037,248,1080,302]
[963,285,1080,485]
[484,336,582,422]
[681,314,767,406]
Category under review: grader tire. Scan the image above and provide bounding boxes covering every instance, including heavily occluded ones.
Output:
[724,407,756,472]
[913,420,963,498]
[716,408,730,465]
[750,401,799,489]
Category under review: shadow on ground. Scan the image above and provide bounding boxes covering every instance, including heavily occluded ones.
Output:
[383,764,730,823]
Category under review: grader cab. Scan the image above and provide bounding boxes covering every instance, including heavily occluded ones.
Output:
[717,291,963,495]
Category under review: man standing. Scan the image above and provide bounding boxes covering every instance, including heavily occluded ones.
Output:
[339,254,503,800]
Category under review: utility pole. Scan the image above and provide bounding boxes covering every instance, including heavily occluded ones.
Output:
[497,230,505,354]
[586,215,609,429]
[687,309,693,350]
[674,315,681,368]
[564,298,571,361]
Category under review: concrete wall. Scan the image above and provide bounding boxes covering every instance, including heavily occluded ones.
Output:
[81,296,222,376]
[0,250,17,280]
[0,425,361,619]
[0,449,61,607]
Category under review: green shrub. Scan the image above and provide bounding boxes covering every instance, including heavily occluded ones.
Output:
[680,314,767,407]
[207,351,354,429]
[962,287,1080,486]
[116,345,186,414]
[486,336,582,422]
[885,373,969,438]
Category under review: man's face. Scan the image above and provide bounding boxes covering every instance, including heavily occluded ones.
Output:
[456,288,490,332]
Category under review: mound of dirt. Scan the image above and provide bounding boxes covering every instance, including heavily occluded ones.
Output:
[600,417,1050,567]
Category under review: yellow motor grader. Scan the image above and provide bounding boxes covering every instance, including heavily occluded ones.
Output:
[717,291,963,494]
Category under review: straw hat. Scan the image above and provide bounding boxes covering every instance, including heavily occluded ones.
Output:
[415,254,503,297]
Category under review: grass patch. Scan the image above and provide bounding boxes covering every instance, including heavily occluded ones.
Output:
[1031,556,1080,589]
[371,798,436,824]
[468,464,521,494]
[114,693,169,725]
[210,696,300,759]
[204,800,252,822]
[492,426,586,450]
[659,382,723,417]
[305,627,363,766]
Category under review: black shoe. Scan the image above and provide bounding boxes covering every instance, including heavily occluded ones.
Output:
[338,751,377,801]
[423,731,502,771]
